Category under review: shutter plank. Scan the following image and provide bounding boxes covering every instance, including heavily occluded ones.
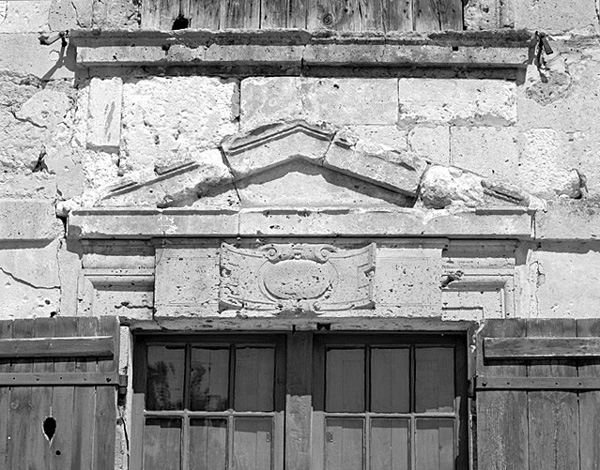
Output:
[476,319,528,470]
[386,0,411,31]
[0,336,114,359]
[94,316,118,470]
[28,319,56,469]
[0,321,12,468]
[50,317,79,470]
[71,318,98,470]
[7,319,35,470]
[528,320,579,470]
[307,0,383,31]
[221,0,260,29]
[577,319,600,470]
[186,0,221,29]
[261,0,288,28]
[414,0,462,31]
[287,0,307,28]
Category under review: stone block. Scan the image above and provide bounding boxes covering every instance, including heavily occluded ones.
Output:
[0,199,63,240]
[0,269,60,318]
[0,238,60,288]
[343,125,408,151]
[15,89,71,128]
[450,127,518,182]
[398,79,517,126]
[535,201,600,240]
[408,125,450,164]
[87,77,123,152]
[92,0,140,28]
[0,113,46,171]
[0,34,75,79]
[530,245,600,318]
[0,0,51,33]
[302,78,398,126]
[518,129,582,198]
[121,76,237,173]
[419,165,484,209]
[464,0,501,29]
[240,77,304,131]
[324,132,428,197]
[45,148,86,199]
[515,0,598,33]
[48,0,93,29]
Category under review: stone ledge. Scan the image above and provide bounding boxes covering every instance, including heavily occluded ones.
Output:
[68,207,534,239]
[70,29,532,70]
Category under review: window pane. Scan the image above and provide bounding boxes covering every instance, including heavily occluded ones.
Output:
[325,418,363,470]
[235,347,275,411]
[143,418,181,470]
[370,419,409,470]
[326,348,364,412]
[371,348,410,413]
[190,418,227,470]
[415,347,454,413]
[190,348,230,411]
[415,419,455,470]
[233,417,272,470]
[146,346,185,410]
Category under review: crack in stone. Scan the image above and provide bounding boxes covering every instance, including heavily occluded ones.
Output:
[0,266,58,290]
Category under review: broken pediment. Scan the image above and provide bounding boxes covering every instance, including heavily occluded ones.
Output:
[94,120,541,212]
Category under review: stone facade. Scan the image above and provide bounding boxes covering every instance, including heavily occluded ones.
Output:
[3,0,600,468]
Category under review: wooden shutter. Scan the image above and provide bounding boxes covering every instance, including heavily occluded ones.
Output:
[0,317,121,470]
[475,319,600,470]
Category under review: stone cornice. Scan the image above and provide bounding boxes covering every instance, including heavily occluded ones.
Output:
[70,29,532,71]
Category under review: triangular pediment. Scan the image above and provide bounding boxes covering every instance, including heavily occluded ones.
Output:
[92,120,542,211]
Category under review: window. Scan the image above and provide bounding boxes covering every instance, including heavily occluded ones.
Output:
[133,332,467,470]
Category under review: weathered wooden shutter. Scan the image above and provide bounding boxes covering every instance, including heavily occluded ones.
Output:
[475,319,600,469]
[0,317,121,470]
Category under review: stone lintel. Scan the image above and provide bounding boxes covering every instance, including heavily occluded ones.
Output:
[71,30,531,69]
[68,208,533,239]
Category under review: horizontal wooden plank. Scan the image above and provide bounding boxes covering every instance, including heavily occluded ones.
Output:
[476,376,600,391]
[484,337,600,359]
[0,336,114,359]
[0,372,121,386]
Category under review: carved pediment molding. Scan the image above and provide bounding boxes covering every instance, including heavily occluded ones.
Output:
[64,120,545,234]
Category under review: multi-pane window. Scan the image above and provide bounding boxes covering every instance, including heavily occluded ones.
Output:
[134,333,467,470]
[313,336,467,470]
[135,336,285,470]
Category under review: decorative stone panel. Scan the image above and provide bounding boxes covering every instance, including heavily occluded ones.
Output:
[219,242,375,315]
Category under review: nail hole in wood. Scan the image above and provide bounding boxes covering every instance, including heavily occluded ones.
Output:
[43,417,56,442]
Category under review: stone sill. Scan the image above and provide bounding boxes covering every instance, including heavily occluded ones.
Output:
[68,207,534,239]
[70,29,532,70]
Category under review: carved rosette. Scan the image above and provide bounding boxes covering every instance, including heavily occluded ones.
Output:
[219,243,375,315]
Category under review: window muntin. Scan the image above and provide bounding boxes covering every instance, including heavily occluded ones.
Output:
[138,336,285,470]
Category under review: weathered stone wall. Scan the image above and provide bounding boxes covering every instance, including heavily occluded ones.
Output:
[2,0,600,327]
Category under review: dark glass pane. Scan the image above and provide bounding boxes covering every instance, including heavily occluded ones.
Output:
[371,348,410,413]
[190,348,230,411]
[370,419,409,470]
[415,419,455,470]
[233,417,272,470]
[234,347,275,411]
[325,418,363,470]
[143,418,181,470]
[415,347,454,413]
[326,348,364,412]
[146,346,185,410]
[190,418,228,470]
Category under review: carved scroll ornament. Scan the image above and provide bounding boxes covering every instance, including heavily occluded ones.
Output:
[219,243,375,315]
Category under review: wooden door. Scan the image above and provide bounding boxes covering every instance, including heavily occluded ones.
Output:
[0,316,120,470]
[476,319,600,470]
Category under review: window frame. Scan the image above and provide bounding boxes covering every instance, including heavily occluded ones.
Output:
[131,331,468,470]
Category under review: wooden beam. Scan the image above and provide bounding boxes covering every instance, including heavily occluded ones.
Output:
[0,336,114,359]
[484,337,600,359]
[0,372,121,386]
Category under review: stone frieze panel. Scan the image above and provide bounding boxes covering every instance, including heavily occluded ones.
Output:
[219,242,375,314]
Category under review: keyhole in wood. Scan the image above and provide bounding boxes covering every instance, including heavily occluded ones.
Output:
[43,417,56,442]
